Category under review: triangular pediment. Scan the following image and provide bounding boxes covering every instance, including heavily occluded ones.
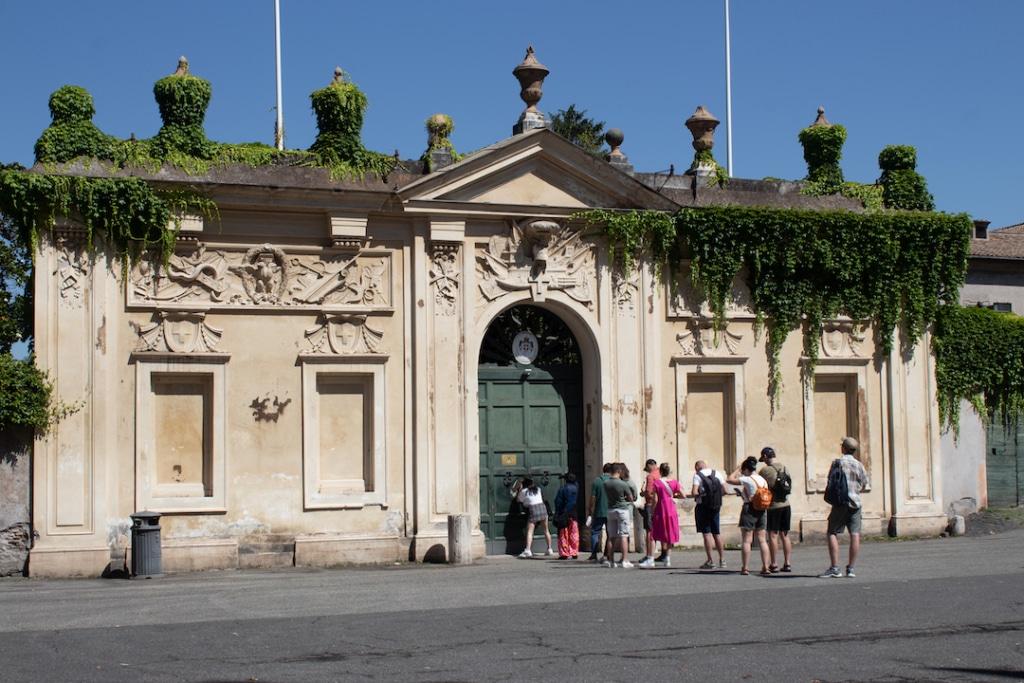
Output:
[398,128,678,214]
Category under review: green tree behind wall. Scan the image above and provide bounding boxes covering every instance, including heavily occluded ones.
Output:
[549,105,607,157]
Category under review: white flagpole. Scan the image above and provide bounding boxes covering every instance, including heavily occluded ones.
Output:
[724,0,733,177]
[274,0,284,150]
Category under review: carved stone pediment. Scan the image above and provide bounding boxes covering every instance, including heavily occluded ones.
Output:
[676,317,743,356]
[134,311,223,353]
[128,243,392,311]
[304,314,384,355]
[820,320,867,358]
[476,219,595,310]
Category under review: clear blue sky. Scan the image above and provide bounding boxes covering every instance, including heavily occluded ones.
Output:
[2,1,1022,228]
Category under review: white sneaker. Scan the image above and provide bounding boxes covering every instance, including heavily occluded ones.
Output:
[655,557,671,567]
[601,559,612,568]
[638,558,655,569]
[717,560,727,569]
[612,561,622,568]
[620,560,634,569]
[545,548,555,557]
[517,549,533,559]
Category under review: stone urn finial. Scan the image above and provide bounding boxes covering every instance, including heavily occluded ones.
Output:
[685,105,720,153]
[810,106,831,127]
[604,128,634,174]
[512,46,550,135]
[173,56,189,76]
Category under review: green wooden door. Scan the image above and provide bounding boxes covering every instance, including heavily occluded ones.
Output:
[477,305,584,555]
[478,366,583,555]
[987,422,1024,507]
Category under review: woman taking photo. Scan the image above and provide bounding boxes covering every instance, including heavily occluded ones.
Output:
[511,477,554,558]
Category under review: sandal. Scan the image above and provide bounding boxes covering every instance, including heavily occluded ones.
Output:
[759,569,772,577]
[780,564,792,573]
[739,569,750,576]
[768,564,779,573]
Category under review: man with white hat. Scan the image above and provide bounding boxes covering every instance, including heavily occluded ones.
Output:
[820,436,870,578]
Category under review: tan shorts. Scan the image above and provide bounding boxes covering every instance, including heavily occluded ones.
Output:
[607,508,632,538]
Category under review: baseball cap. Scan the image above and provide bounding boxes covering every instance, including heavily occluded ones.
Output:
[841,436,859,452]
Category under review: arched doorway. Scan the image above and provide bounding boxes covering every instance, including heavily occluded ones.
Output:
[477,304,585,555]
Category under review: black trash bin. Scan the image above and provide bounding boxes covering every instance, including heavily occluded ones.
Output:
[130,511,162,577]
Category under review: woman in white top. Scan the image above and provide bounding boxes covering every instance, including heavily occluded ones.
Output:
[727,456,772,576]
[511,477,554,558]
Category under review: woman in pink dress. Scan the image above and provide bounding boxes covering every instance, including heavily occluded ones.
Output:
[650,462,683,567]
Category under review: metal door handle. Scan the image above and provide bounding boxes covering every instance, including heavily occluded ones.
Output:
[502,472,514,487]
[541,470,550,486]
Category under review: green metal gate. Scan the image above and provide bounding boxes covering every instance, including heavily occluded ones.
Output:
[987,422,1024,507]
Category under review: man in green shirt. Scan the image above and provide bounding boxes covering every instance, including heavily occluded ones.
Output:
[586,463,612,562]
[602,463,637,568]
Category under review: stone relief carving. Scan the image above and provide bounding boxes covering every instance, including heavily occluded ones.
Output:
[676,317,744,356]
[429,243,461,316]
[134,311,224,353]
[613,269,640,315]
[668,262,753,318]
[304,314,384,355]
[128,243,391,310]
[476,219,595,309]
[820,320,866,358]
[55,238,89,309]
[230,244,289,304]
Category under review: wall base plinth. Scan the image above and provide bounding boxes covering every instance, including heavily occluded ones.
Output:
[28,545,110,578]
[295,534,408,567]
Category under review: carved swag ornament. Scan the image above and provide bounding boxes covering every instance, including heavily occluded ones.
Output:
[134,311,224,353]
[429,243,461,316]
[476,219,595,309]
[304,314,384,355]
[676,317,744,356]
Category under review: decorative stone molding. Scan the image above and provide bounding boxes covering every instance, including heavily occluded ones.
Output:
[328,213,367,252]
[820,320,867,358]
[613,269,640,315]
[134,311,223,354]
[668,262,753,319]
[476,219,595,309]
[304,314,385,355]
[128,243,392,311]
[54,235,89,310]
[429,242,461,316]
[676,317,743,356]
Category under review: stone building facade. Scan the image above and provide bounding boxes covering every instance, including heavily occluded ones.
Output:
[27,124,954,577]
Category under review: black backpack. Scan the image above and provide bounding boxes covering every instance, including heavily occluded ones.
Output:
[697,470,723,511]
[772,466,792,502]
[823,459,850,506]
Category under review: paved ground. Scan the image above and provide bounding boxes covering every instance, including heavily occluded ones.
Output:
[2,531,1024,682]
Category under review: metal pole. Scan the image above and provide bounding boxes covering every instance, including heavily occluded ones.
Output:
[724,0,733,177]
[274,0,284,150]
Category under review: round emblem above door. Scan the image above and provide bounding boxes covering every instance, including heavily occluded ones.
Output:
[512,331,539,365]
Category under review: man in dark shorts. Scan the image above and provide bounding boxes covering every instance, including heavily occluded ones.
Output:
[586,463,612,562]
[820,437,870,578]
[759,446,792,573]
[690,460,726,569]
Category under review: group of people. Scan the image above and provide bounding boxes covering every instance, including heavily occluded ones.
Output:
[511,436,870,578]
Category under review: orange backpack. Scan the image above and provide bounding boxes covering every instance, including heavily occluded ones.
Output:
[751,478,774,511]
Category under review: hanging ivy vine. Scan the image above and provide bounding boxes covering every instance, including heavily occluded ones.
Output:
[574,208,676,274]
[934,304,1024,432]
[581,206,972,407]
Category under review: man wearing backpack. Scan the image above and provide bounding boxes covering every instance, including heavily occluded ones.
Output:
[691,460,727,570]
[820,436,871,579]
[758,446,793,573]
[728,456,773,576]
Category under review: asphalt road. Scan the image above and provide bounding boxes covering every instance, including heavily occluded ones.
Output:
[2,531,1023,682]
